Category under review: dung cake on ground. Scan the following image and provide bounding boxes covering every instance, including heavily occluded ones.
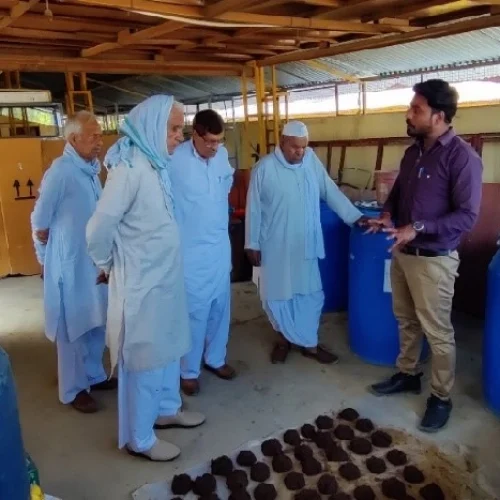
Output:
[366,456,387,474]
[295,489,321,500]
[284,471,306,491]
[302,456,323,476]
[171,473,192,495]
[349,437,373,455]
[403,465,425,484]
[294,444,314,462]
[229,491,251,500]
[253,483,277,500]
[272,454,293,473]
[420,483,445,500]
[316,415,334,430]
[381,478,407,499]
[237,451,257,467]
[338,408,359,421]
[355,419,375,433]
[193,474,217,496]
[353,485,376,500]
[301,423,317,440]
[371,430,392,448]
[284,429,301,446]
[211,455,234,476]
[386,449,408,466]
[250,462,271,483]
[325,444,350,462]
[199,495,220,500]
[317,473,338,495]
[339,463,361,481]
[226,470,249,492]
[330,493,352,500]
[261,439,283,457]
[315,431,335,450]
[334,424,355,441]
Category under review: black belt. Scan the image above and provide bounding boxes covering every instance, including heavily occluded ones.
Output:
[401,247,454,258]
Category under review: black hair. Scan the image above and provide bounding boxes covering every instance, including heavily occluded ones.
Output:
[193,109,224,137]
[413,79,459,124]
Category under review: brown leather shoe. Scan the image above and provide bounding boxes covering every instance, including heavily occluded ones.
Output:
[271,341,290,364]
[204,363,236,380]
[180,378,200,396]
[301,345,339,365]
[71,390,98,413]
[91,378,118,391]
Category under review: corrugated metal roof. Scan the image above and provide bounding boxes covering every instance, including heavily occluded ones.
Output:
[19,27,500,109]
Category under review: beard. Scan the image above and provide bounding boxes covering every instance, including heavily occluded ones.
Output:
[406,121,431,139]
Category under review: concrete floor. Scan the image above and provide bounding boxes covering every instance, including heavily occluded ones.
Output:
[1,276,499,500]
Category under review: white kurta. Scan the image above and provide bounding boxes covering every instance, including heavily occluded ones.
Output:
[245,148,362,302]
[86,148,190,375]
[170,141,234,378]
[31,153,107,342]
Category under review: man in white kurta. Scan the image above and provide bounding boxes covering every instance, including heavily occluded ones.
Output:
[31,111,115,413]
[245,121,364,364]
[86,95,205,462]
[171,109,236,396]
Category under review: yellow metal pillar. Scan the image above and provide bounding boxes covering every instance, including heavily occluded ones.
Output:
[252,62,266,159]
[241,71,250,170]
[271,65,280,148]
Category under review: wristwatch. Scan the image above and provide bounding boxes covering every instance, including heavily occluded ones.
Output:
[412,221,425,233]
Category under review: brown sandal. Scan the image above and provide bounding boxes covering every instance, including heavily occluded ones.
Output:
[301,345,339,365]
[271,342,290,364]
[204,363,237,380]
[181,378,200,396]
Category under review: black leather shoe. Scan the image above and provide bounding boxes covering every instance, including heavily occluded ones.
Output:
[370,372,423,396]
[419,395,452,433]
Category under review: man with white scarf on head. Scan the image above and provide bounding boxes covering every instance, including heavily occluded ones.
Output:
[31,111,115,414]
[245,121,366,365]
[86,95,205,462]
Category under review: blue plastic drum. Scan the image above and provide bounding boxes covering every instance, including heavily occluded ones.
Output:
[484,248,500,416]
[0,347,30,500]
[319,201,350,313]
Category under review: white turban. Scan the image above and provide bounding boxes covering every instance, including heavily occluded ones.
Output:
[282,120,308,138]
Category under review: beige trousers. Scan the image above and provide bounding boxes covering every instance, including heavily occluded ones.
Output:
[391,250,460,400]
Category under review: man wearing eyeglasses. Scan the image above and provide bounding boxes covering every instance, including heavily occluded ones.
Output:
[170,109,236,396]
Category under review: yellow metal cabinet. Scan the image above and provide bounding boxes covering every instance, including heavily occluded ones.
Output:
[0,139,43,276]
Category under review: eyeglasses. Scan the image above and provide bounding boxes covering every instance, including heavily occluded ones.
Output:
[196,132,224,148]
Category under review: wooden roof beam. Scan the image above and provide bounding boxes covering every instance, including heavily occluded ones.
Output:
[0,0,39,30]
[205,0,255,18]
[312,0,406,20]
[0,53,249,75]
[70,0,412,32]
[81,20,185,57]
[368,0,468,20]
[257,13,500,66]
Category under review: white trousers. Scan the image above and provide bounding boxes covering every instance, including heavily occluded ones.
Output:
[263,291,325,348]
[118,360,182,452]
[181,284,231,379]
[55,312,107,404]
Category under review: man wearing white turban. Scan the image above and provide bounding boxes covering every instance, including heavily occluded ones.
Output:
[245,121,365,364]
[86,96,205,461]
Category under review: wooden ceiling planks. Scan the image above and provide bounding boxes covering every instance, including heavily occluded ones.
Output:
[0,0,497,74]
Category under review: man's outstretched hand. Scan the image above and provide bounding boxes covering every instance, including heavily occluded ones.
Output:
[384,225,417,253]
[363,212,393,234]
[246,249,261,267]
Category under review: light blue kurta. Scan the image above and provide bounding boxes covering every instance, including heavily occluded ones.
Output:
[170,140,234,378]
[246,147,362,346]
[86,148,190,375]
[246,147,362,302]
[31,144,107,343]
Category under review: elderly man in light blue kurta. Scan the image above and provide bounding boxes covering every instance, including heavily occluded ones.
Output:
[171,109,236,397]
[31,111,115,414]
[86,96,205,462]
[245,121,365,364]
